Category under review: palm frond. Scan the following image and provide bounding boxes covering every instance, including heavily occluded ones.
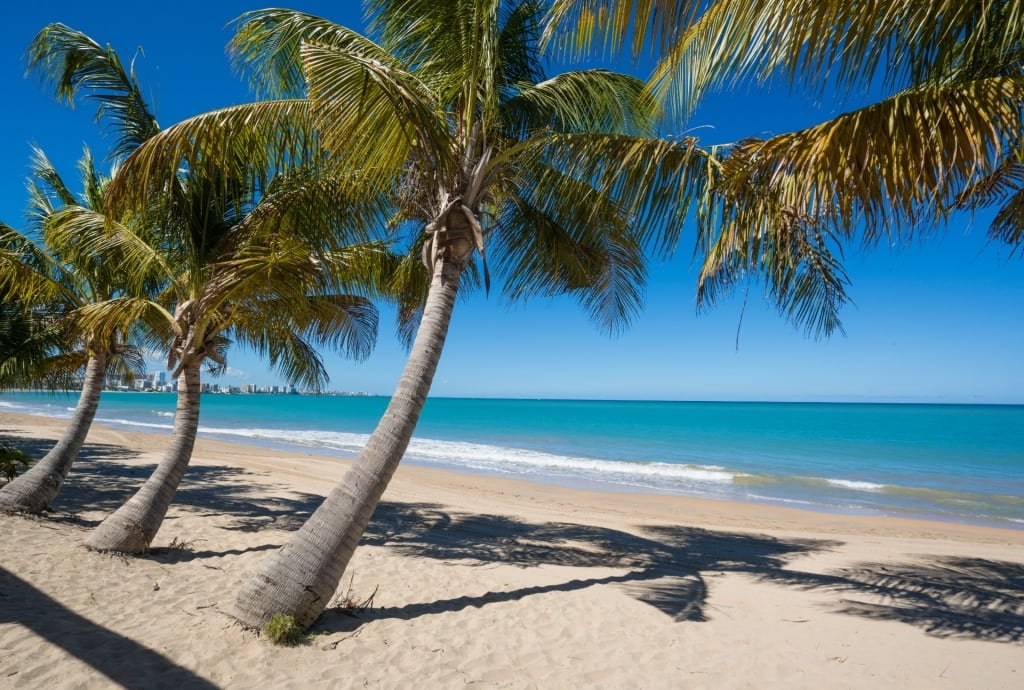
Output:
[493,162,646,333]
[0,226,84,309]
[105,99,323,221]
[74,298,173,353]
[505,69,658,136]
[711,76,1024,247]
[367,0,507,128]
[542,0,702,63]
[505,132,715,255]
[26,23,160,160]
[300,39,455,186]
[697,197,851,339]
[230,8,389,99]
[954,157,1024,253]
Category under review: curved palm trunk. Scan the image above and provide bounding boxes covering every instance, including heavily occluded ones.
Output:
[85,365,201,553]
[0,353,108,514]
[231,256,463,629]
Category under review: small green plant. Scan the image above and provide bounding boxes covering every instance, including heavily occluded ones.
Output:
[0,445,33,482]
[262,613,305,646]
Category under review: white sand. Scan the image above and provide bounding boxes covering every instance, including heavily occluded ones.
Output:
[1,412,1022,689]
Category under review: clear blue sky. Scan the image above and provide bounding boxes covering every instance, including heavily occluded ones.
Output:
[1,2,1021,403]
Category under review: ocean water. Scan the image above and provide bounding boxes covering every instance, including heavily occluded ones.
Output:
[1,392,1022,529]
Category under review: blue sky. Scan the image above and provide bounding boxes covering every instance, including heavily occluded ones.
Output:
[1,2,1021,403]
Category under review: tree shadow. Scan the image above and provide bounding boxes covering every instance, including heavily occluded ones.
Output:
[15,448,1021,644]
[313,501,842,633]
[759,555,1024,643]
[38,458,324,533]
[0,565,218,689]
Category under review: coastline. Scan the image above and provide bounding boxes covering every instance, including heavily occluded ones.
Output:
[2,411,1023,688]
[4,393,1023,530]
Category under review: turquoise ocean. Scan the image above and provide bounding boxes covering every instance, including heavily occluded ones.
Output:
[1,392,1022,529]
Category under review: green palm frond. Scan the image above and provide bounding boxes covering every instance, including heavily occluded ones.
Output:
[105,99,323,221]
[506,69,658,135]
[507,132,715,254]
[542,0,702,63]
[78,147,110,212]
[300,39,454,185]
[231,293,379,389]
[955,157,1024,253]
[546,1,1024,120]
[697,196,851,339]
[0,299,76,390]
[495,189,646,333]
[238,168,391,251]
[0,226,84,309]
[387,245,431,350]
[41,206,169,299]
[988,190,1024,252]
[711,76,1024,247]
[104,344,147,387]
[230,9,390,99]
[496,0,547,92]
[367,0,506,127]
[74,298,172,352]
[26,22,160,160]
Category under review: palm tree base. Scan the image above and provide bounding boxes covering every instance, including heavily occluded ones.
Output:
[85,509,154,553]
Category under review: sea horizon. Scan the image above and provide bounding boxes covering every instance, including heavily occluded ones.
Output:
[2,391,1022,530]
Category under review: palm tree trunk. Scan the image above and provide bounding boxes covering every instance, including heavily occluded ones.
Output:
[85,365,201,553]
[0,353,107,514]
[231,256,463,629]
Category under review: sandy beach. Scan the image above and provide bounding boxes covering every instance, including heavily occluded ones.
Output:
[1,411,1022,689]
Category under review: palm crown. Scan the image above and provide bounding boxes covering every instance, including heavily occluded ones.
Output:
[108,1,711,335]
[544,0,1024,336]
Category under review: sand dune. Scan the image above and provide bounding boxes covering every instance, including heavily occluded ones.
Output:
[1,411,1022,689]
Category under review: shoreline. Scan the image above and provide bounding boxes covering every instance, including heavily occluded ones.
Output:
[4,402,1023,534]
[2,411,1023,687]
[2,410,1022,540]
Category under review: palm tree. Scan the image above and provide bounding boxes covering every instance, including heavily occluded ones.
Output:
[544,0,1024,335]
[20,24,390,552]
[0,148,147,514]
[80,163,391,553]
[107,0,710,628]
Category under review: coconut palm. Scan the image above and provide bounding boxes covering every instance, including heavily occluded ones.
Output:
[79,163,391,553]
[0,148,147,514]
[545,0,1024,336]
[21,24,392,551]
[106,0,711,627]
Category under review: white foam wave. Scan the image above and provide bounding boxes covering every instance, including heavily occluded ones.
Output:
[96,417,175,432]
[826,478,886,492]
[194,425,740,489]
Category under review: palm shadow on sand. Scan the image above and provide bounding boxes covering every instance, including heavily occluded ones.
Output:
[9,441,1023,644]
[316,502,1024,644]
[758,556,1024,643]
[319,502,842,629]
[0,565,219,689]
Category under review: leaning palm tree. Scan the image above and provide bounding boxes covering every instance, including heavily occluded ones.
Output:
[545,0,1024,335]
[80,163,391,553]
[21,23,392,551]
[107,0,711,628]
[0,148,147,514]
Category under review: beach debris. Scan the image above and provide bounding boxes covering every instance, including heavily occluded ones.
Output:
[332,584,379,618]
